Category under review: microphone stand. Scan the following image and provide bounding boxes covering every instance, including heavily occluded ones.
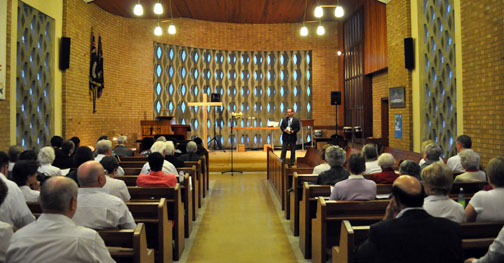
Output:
[222,116,243,176]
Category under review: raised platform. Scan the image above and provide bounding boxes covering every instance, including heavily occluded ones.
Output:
[208,149,306,172]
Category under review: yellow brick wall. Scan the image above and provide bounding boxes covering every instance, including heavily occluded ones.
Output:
[0,0,12,151]
[371,71,388,138]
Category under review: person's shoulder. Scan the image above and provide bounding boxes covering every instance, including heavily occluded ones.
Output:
[73,224,103,241]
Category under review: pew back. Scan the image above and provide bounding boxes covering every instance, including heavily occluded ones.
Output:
[290,173,318,236]
[98,223,155,263]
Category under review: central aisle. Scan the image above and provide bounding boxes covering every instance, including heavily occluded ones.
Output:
[186,173,299,262]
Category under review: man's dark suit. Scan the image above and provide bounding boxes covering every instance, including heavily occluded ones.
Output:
[355,209,463,263]
[113,145,134,157]
[280,116,300,165]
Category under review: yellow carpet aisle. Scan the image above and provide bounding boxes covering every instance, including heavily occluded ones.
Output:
[183,173,301,263]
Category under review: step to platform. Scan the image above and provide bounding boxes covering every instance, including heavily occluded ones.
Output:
[208,149,306,172]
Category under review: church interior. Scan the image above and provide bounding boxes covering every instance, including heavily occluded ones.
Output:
[0,0,503,262]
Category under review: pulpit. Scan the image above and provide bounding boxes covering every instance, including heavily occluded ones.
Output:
[140,116,191,140]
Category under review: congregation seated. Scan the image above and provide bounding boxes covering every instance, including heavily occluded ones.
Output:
[454,149,486,183]
[367,153,399,184]
[95,139,125,176]
[73,161,136,229]
[12,160,40,202]
[419,143,443,170]
[312,144,331,175]
[0,152,35,228]
[448,135,472,174]
[53,140,75,169]
[165,140,185,168]
[329,154,376,201]
[50,136,67,169]
[37,146,62,178]
[69,136,80,158]
[137,152,178,187]
[6,176,114,262]
[421,162,465,223]
[355,175,463,263]
[113,135,134,157]
[316,145,349,185]
[179,141,202,162]
[140,141,179,176]
[399,160,421,180]
[67,146,95,186]
[465,157,504,222]
[418,139,443,166]
[465,225,504,263]
[194,137,209,158]
[100,156,130,202]
[0,179,13,262]
[361,144,381,175]
[139,137,155,157]
[7,145,23,178]
[18,150,37,162]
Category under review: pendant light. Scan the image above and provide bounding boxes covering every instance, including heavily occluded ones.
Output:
[133,0,143,16]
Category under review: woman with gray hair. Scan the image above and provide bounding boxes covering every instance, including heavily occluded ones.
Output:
[180,141,201,162]
[164,141,184,168]
[399,160,421,180]
[367,153,399,183]
[420,143,443,170]
[316,145,350,185]
[454,149,486,183]
[361,144,382,175]
[421,162,464,223]
[37,146,62,177]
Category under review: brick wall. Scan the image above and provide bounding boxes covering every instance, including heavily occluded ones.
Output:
[386,0,412,151]
[460,0,504,165]
[371,70,388,138]
[0,0,12,151]
[63,0,341,147]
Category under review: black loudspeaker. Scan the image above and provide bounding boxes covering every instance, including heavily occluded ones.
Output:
[59,37,71,70]
[211,93,221,102]
[404,37,414,70]
[331,91,341,105]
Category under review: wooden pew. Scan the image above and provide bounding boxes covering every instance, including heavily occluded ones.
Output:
[183,160,203,209]
[120,161,146,169]
[382,147,423,169]
[284,166,317,219]
[290,173,318,236]
[119,156,147,162]
[267,147,285,208]
[178,166,198,224]
[124,200,172,263]
[296,147,323,168]
[312,198,388,263]
[332,220,504,263]
[124,168,142,176]
[98,223,155,263]
[299,183,331,259]
[128,185,185,261]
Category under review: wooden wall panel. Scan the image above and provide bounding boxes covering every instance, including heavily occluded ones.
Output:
[364,0,388,75]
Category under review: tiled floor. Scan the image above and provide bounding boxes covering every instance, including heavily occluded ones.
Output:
[185,173,299,263]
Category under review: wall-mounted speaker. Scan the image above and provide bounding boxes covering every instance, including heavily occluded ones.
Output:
[211,93,221,102]
[331,91,341,105]
[404,37,414,70]
[59,37,71,70]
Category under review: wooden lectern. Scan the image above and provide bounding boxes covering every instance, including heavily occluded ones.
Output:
[140,116,191,140]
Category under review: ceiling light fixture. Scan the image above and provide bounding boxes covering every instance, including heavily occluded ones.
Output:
[314,5,324,18]
[154,18,162,36]
[337,50,342,56]
[133,0,143,16]
[317,24,325,35]
[154,1,163,15]
[167,0,176,34]
[300,0,309,36]
[334,1,344,18]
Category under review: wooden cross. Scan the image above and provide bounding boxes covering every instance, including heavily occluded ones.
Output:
[187,95,223,148]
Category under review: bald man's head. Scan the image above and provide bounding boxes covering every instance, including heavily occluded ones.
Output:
[77,161,106,188]
[391,175,425,208]
[40,176,78,214]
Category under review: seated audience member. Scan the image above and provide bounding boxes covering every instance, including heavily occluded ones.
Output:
[419,143,443,170]
[67,146,95,186]
[53,140,75,169]
[165,141,184,168]
[51,135,66,163]
[465,226,504,263]
[95,139,125,176]
[140,137,155,157]
[194,137,209,157]
[113,135,134,157]
[454,149,486,183]
[418,140,434,166]
[12,160,40,202]
[140,141,178,176]
[180,141,202,162]
[156,136,167,142]
[137,153,178,187]
[37,146,62,180]
[7,145,23,176]
[312,144,332,175]
[0,179,13,262]
[100,156,130,202]
[73,161,136,229]
[0,152,35,228]
[465,157,504,222]
[399,160,421,180]
[317,146,350,185]
[69,136,80,158]
[330,154,376,201]
[448,135,472,174]
[18,150,38,161]
[368,153,399,184]
[355,175,463,263]
[421,162,464,223]
[362,144,382,175]
[6,176,114,263]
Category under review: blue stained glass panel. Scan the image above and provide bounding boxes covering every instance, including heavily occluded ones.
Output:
[307,70,311,80]
[181,67,186,78]
[294,86,298,96]
[280,102,284,112]
[194,52,199,62]
[169,49,174,60]
[280,71,284,81]
[182,119,186,125]
[194,120,199,129]
[254,136,257,144]
[307,86,311,96]
[207,120,211,128]
[156,47,162,59]
[307,54,311,64]
[267,103,271,112]
[181,50,187,61]
[293,54,298,65]
[280,86,284,96]
[194,86,198,96]
[169,84,174,95]
[307,134,311,143]
[169,66,174,78]
[156,101,161,113]
[181,84,186,96]
[181,102,186,113]
[168,102,174,112]
[156,83,162,95]
[307,102,311,112]
[293,103,298,112]
[156,65,162,77]
[193,69,198,79]
[267,135,271,144]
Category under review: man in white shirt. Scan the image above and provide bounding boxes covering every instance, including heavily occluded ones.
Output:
[0,178,13,262]
[465,226,504,263]
[0,152,35,228]
[447,135,472,173]
[6,176,114,263]
[140,141,178,176]
[361,144,382,175]
[95,139,125,176]
[100,156,130,202]
[73,161,136,229]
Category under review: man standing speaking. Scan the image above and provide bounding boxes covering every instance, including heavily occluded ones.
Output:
[280,108,300,166]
